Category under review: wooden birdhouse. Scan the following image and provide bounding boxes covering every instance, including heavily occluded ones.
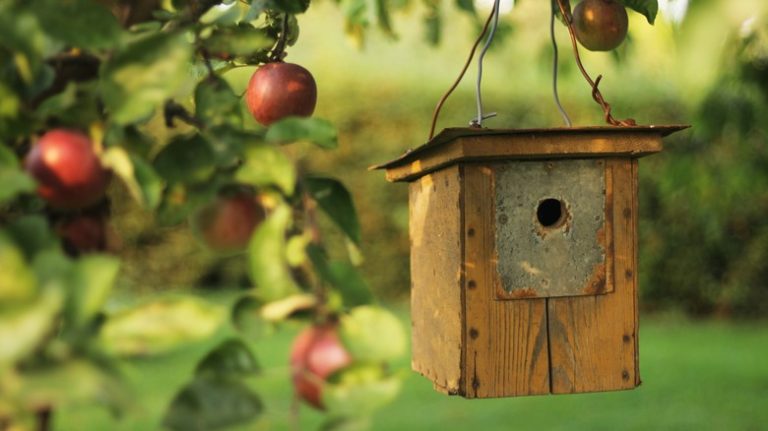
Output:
[373,125,687,398]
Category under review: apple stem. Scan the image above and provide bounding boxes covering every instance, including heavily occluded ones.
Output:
[554,0,636,126]
[269,13,291,62]
[197,45,216,78]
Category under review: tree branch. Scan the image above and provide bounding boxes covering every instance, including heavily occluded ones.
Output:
[163,100,204,129]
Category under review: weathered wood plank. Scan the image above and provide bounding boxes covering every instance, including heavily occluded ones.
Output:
[409,165,464,394]
[462,164,550,398]
[547,158,639,394]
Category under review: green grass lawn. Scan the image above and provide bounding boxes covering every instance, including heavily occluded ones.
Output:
[56,311,768,431]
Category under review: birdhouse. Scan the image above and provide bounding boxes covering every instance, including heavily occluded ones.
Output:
[373,125,687,398]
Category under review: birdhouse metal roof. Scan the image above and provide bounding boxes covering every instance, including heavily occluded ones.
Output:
[372,125,689,182]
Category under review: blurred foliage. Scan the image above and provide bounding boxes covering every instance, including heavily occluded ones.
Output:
[1,0,410,429]
[639,14,768,317]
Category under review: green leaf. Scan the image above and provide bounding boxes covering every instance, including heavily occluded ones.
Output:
[163,378,263,431]
[305,177,361,244]
[103,146,163,209]
[339,306,406,362]
[423,4,441,46]
[196,338,260,378]
[153,134,217,185]
[13,359,129,413]
[327,262,372,307]
[36,81,102,129]
[0,232,37,304]
[235,144,296,195]
[131,155,164,209]
[455,0,476,15]
[156,182,221,227]
[194,76,242,128]
[265,117,338,149]
[247,205,300,302]
[273,0,311,14]
[259,293,317,322]
[67,255,120,328]
[0,6,49,86]
[341,0,367,48]
[247,0,309,16]
[32,248,75,289]
[6,216,58,259]
[199,1,245,25]
[231,296,270,336]
[375,0,396,37]
[285,233,311,267]
[0,168,35,205]
[100,297,226,356]
[307,246,372,308]
[0,289,62,367]
[101,32,192,124]
[0,145,18,167]
[324,363,402,416]
[31,0,122,50]
[203,126,258,167]
[0,81,21,119]
[620,0,658,24]
[203,25,275,57]
[0,144,34,204]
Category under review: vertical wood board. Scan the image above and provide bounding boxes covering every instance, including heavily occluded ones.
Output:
[546,158,640,394]
[462,164,550,398]
[409,165,464,393]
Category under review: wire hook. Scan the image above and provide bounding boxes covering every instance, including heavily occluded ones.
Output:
[473,0,502,128]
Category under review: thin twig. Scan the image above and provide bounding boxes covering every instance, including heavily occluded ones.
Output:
[270,13,291,62]
[428,9,498,140]
[163,100,204,129]
[554,0,636,126]
[198,45,216,77]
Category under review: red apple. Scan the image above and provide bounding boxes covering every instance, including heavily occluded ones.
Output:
[56,214,109,255]
[192,193,265,253]
[289,324,352,409]
[24,129,110,210]
[572,0,628,52]
[245,62,317,126]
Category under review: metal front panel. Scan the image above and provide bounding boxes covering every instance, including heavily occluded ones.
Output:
[494,159,609,298]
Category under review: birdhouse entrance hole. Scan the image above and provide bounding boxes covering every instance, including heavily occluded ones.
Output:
[537,198,566,228]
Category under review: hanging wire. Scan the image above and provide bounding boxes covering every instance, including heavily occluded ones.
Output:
[472,0,501,127]
[554,0,636,126]
[428,6,498,140]
[550,0,572,127]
